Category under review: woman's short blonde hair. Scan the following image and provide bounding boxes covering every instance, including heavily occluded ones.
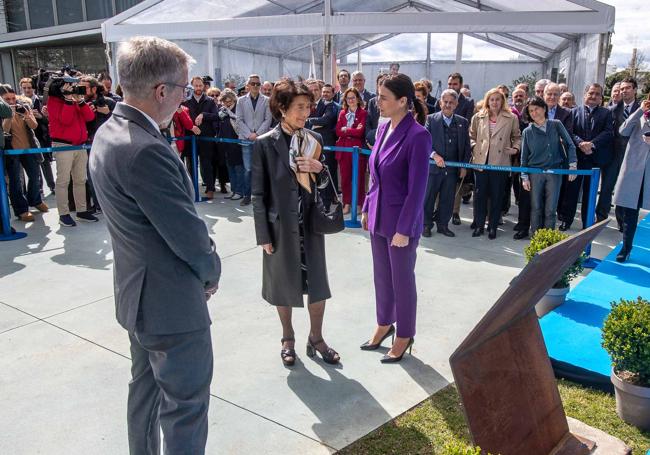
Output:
[480,87,511,115]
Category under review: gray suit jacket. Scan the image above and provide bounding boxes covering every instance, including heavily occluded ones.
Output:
[236,93,272,141]
[89,103,221,335]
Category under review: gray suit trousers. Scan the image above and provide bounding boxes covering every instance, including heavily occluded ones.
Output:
[128,328,213,455]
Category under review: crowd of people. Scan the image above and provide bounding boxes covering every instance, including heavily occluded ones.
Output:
[50,36,648,455]
[2,58,649,260]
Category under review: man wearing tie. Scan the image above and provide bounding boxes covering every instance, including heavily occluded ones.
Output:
[609,77,640,229]
[422,89,471,238]
[558,83,614,231]
[307,82,340,198]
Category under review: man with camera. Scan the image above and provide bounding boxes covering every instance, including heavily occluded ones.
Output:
[0,85,48,222]
[20,76,54,195]
[47,75,98,226]
[80,75,116,214]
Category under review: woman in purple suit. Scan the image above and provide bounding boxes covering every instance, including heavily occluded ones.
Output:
[360,74,431,363]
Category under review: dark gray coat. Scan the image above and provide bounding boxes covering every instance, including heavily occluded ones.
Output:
[252,126,331,307]
[89,103,221,334]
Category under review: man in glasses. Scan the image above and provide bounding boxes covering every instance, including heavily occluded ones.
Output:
[183,75,223,198]
[236,73,272,206]
[89,36,221,455]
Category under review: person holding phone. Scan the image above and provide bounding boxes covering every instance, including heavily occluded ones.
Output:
[612,96,650,263]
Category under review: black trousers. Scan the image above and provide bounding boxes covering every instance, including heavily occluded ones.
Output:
[513,173,531,231]
[558,173,595,229]
[597,153,625,221]
[198,140,225,193]
[474,170,508,229]
[424,170,457,229]
[619,175,644,254]
[128,327,213,455]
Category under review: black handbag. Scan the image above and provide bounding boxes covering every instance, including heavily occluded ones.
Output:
[310,167,345,235]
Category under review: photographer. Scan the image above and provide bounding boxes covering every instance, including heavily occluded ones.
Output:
[98,73,122,102]
[0,85,48,222]
[20,76,54,194]
[47,75,98,226]
[78,75,115,214]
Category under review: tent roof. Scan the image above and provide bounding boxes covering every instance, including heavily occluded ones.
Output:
[102,0,615,63]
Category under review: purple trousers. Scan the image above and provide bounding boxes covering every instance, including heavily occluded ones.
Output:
[370,233,418,338]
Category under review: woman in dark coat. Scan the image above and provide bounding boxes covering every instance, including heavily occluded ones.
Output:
[216,89,245,200]
[252,78,339,367]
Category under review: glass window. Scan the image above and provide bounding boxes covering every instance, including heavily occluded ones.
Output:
[85,0,113,20]
[116,0,142,14]
[28,0,55,29]
[5,0,28,32]
[56,0,84,25]
[13,48,39,82]
[71,44,108,75]
[37,47,71,70]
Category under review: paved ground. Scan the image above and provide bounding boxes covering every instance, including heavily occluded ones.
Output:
[0,190,627,454]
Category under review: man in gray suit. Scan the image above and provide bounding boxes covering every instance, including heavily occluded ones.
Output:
[89,37,221,455]
[236,74,272,206]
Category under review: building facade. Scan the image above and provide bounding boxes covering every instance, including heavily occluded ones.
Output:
[0,0,143,86]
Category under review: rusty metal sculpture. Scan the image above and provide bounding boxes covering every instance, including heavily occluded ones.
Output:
[450,220,609,455]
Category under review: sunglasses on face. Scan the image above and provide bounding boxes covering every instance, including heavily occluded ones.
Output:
[249,82,261,87]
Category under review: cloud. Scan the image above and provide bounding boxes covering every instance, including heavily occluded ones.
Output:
[350,1,648,69]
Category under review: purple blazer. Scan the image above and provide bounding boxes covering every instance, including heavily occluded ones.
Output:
[362,114,432,239]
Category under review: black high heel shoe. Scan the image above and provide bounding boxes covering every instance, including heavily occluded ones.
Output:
[380,337,414,363]
[472,227,484,237]
[306,337,340,365]
[360,325,395,351]
[616,248,631,263]
[281,337,296,367]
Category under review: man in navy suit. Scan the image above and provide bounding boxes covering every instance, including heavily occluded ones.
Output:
[558,83,614,230]
[307,82,339,195]
[609,77,640,229]
[422,89,471,237]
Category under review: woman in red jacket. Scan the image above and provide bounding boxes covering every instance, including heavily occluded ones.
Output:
[335,87,367,214]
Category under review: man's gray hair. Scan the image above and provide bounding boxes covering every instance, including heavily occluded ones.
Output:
[440,88,459,101]
[535,78,551,89]
[544,82,561,95]
[117,36,195,100]
[351,71,365,80]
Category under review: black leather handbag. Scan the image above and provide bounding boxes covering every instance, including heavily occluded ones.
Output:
[310,167,345,235]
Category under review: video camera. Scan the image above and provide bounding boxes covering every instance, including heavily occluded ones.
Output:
[37,65,84,103]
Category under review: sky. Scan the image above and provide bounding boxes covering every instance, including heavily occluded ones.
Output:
[350,0,648,69]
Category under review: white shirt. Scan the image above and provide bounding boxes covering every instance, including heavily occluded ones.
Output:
[127,104,160,132]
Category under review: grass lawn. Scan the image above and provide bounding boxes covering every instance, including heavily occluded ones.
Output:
[339,380,650,455]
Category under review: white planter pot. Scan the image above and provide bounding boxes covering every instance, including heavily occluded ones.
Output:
[611,369,650,431]
[535,286,569,318]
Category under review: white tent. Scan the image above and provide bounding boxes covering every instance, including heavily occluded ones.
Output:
[101,0,615,99]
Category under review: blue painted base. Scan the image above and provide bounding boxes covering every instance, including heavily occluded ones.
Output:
[345,220,362,228]
[540,217,650,390]
[0,231,27,241]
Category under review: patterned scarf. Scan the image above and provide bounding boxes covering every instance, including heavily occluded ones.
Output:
[283,125,322,193]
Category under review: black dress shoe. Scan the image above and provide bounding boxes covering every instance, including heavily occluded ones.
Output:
[437,227,456,237]
[488,228,497,240]
[452,213,461,225]
[616,249,631,263]
[513,230,529,240]
[559,222,571,231]
[513,222,522,231]
[472,227,484,237]
[470,221,477,230]
[422,227,432,238]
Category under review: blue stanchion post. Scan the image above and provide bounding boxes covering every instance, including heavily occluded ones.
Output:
[0,149,27,241]
[345,146,362,228]
[583,167,602,269]
[190,135,204,203]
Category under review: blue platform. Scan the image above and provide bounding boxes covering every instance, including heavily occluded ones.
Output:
[540,216,650,392]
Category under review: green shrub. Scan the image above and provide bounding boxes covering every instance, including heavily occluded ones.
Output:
[524,228,585,288]
[443,441,493,455]
[602,297,650,386]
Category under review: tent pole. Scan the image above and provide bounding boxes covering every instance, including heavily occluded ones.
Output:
[426,33,432,80]
[455,33,463,72]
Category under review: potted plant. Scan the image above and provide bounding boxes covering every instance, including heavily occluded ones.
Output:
[601,297,650,430]
[524,228,585,317]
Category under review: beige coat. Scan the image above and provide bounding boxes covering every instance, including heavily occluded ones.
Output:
[470,110,522,166]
